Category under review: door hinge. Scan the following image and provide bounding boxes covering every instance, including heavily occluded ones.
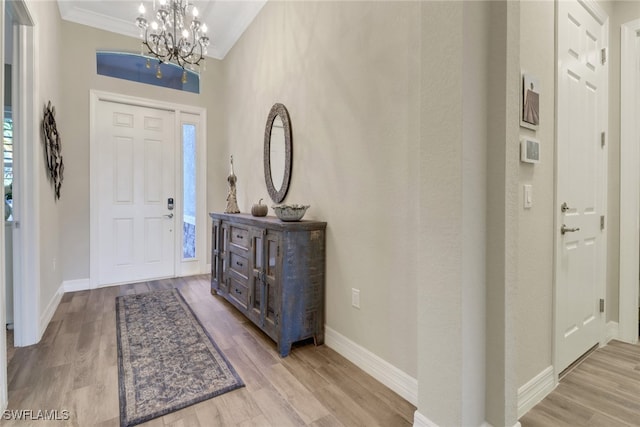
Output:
[599,298,605,313]
[601,47,607,65]
[601,131,606,147]
[600,215,605,230]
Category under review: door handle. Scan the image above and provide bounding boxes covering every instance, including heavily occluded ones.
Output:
[561,224,580,235]
[163,213,174,219]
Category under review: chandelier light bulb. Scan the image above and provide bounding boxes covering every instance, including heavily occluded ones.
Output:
[138,3,145,15]
[151,21,158,30]
[182,28,189,38]
[201,23,208,33]
[158,0,167,6]
[192,7,199,18]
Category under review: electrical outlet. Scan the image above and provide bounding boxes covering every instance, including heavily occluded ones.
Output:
[351,288,360,309]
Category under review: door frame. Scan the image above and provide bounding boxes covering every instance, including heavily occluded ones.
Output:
[11,4,39,348]
[1,0,40,409]
[0,0,6,412]
[618,18,640,344]
[89,90,207,287]
[553,0,609,378]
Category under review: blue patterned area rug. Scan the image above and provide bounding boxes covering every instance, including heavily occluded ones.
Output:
[116,289,244,427]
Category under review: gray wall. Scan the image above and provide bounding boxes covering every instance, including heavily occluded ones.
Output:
[220,0,420,378]
[29,0,64,328]
[516,0,556,388]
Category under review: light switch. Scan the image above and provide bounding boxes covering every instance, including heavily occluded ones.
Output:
[524,184,533,209]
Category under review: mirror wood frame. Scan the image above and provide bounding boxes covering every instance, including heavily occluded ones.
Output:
[264,103,292,203]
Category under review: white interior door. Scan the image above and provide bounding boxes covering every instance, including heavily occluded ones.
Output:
[556,0,608,373]
[96,100,176,286]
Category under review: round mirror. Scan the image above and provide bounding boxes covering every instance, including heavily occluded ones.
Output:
[264,103,292,203]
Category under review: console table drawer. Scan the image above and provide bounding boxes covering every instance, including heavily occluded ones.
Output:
[230,225,249,249]
[229,250,249,279]
[228,275,249,309]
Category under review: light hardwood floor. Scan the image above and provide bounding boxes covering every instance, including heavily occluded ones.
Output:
[520,340,640,426]
[4,275,415,426]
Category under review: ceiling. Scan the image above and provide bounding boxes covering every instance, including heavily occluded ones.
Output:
[56,0,267,60]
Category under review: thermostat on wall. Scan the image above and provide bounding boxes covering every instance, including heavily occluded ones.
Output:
[520,137,540,164]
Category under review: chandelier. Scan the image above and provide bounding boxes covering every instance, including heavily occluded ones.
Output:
[135,0,210,82]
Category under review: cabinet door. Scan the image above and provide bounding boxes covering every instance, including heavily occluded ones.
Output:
[219,222,230,294]
[263,231,281,338]
[249,229,265,327]
[211,219,222,293]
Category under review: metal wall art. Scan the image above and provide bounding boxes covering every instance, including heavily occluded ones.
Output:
[42,101,64,200]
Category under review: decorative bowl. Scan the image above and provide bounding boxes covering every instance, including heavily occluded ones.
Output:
[272,204,310,222]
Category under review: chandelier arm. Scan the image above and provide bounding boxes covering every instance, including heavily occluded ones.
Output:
[165,32,176,62]
[181,28,198,63]
[143,35,162,61]
[173,3,178,61]
[153,33,168,62]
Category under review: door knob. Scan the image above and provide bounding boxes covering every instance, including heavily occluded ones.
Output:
[561,224,580,235]
[561,202,571,213]
[163,213,174,219]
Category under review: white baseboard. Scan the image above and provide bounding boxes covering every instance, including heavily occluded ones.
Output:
[517,365,555,418]
[63,278,92,293]
[39,282,64,339]
[481,421,520,427]
[324,325,417,406]
[413,412,520,427]
[606,321,619,343]
[413,411,439,427]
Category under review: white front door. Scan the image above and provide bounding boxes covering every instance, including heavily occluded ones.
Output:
[556,0,608,373]
[96,100,176,286]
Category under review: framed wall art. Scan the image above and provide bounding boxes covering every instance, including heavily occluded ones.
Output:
[521,72,540,131]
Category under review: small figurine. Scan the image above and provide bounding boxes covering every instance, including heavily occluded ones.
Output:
[225,155,240,214]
